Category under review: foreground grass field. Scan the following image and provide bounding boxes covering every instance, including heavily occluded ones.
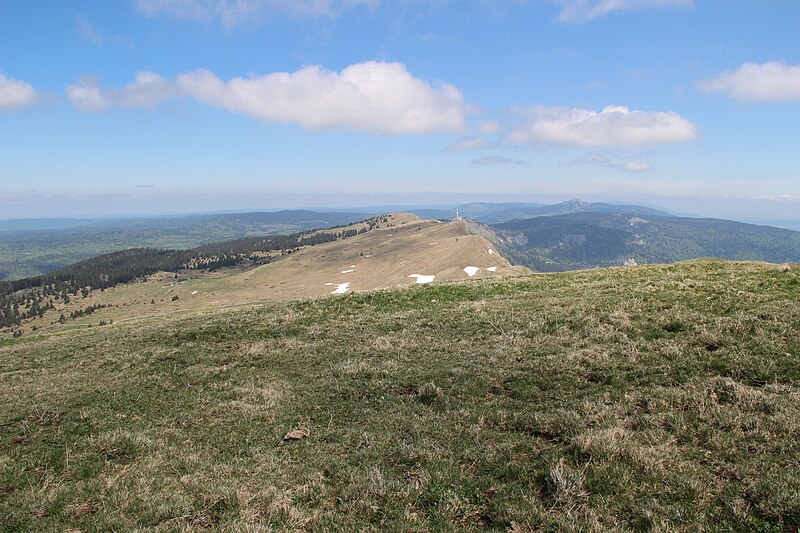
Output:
[1,261,799,531]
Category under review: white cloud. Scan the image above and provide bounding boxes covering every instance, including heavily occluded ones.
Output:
[473,156,525,165]
[700,61,800,102]
[132,0,378,25]
[508,105,698,147]
[621,161,652,173]
[65,62,468,134]
[556,0,692,23]
[0,74,37,110]
[66,80,110,112]
[66,72,176,112]
[444,137,493,152]
[177,61,467,134]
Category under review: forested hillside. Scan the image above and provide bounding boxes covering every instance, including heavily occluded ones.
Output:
[493,212,800,271]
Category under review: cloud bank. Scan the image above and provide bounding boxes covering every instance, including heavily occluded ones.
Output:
[508,105,698,147]
[0,74,37,110]
[701,61,800,102]
[133,0,378,25]
[67,62,468,134]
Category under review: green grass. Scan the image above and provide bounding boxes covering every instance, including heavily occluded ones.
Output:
[1,260,799,531]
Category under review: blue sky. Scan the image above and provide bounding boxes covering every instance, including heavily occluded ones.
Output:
[1,0,799,221]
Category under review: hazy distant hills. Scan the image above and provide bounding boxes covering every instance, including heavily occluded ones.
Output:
[4,199,800,281]
[492,212,800,271]
[0,210,368,280]
[411,199,672,224]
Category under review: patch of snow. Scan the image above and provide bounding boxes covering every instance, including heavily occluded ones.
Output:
[191,291,198,295]
[429,242,439,246]
[350,265,356,268]
[341,269,355,273]
[332,282,350,294]
[409,274,435,284]
[463,266,479,277]
[488,249,494,255]
[324,283,334,286]
[487,266,498,272]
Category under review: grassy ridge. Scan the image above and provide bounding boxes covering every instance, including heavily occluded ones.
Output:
[1,261,799,531]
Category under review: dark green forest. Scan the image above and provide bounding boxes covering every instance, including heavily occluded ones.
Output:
[493,212,800,271]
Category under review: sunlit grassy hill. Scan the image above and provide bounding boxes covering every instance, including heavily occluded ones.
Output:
[1,260,799,531]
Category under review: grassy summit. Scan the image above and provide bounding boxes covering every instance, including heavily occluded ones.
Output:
[1,261,799,531]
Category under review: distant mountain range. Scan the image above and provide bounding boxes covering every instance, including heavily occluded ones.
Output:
[491,212,800,271]
[410,199,673,224]
[3,200,800,280]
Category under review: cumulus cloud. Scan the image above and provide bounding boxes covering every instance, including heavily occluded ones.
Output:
[444,137,493,152]
[0,74,37,110]
[556,0,692,22]
[176,61,467,134]
[700,61,800,102]
[508,105,698,147]
[132,0,378,25]
[66,62,468,134]
[473,156,525,165]
[66,72,176,112]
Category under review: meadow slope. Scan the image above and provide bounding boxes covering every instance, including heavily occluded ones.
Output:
[1,261,799,531]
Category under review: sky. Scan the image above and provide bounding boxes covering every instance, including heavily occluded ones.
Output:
[1,0,799,222]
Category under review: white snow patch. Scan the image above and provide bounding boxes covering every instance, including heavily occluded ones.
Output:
[332,282,350,294]
[191,291,198,295]
[487,266,498,272]
[429,242,439,246]
[324,283,334,286]
[463,266,479,277]
[350,265,356,268]
[341,269,355,273]
[409,274,435,284]
[488,249,494,255]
